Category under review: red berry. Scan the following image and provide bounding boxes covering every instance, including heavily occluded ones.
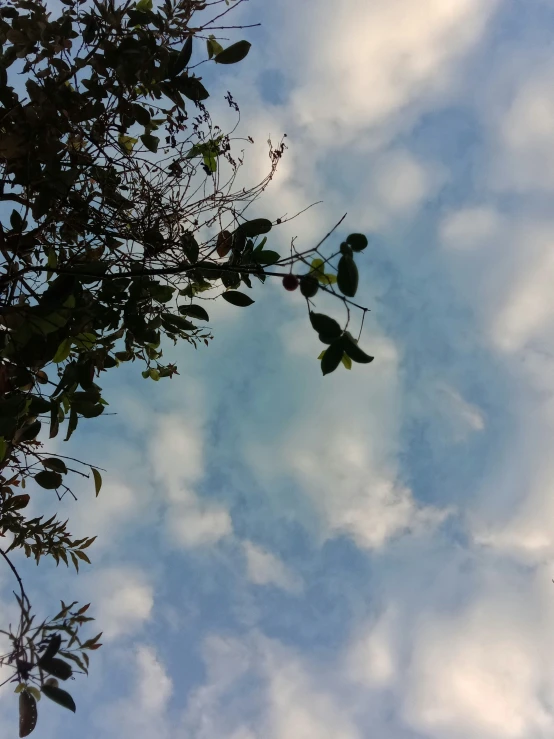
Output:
[282,274,299,291]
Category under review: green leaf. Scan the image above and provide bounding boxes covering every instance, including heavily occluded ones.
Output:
[178,304,209,321]
[322,273,337,285]
[92,468,102,496]
[41,684,76,713]
[214,40,252,65]
[341,353,352,370]
[141,134,159,153]
[207,36,224,59]
[237,219,272,237]
[26,687,41,702]
[337,255,358,297]
[346,233,368,252]
[34,471,62,490]
[341,332,374,364]
[309,312,342,341]
[251,250,281,265]
[118,135,138,153]
[52,339,72,364]
[43,458,68,474]
[221,291,255,307]
[136,0,152,11]
[321,341,344,375]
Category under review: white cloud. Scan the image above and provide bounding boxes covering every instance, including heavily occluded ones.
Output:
[149,413,233,548]
[345,608,397,689]
[403,584,554,739]
[97,645,173,739]
[82,567,153,640]
[440,207,504,251]
[242,541,303,593]
[280,0,499,145]
[168,502,232,549]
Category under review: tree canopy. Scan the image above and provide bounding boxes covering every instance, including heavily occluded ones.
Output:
[0,0,373,733]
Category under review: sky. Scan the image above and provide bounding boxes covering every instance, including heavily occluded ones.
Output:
[4,0,554,736]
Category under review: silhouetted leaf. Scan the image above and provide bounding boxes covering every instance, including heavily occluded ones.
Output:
[41,685,75,713]
[214,40,251,64]
[34,471,62,490]
[221,291,255,307]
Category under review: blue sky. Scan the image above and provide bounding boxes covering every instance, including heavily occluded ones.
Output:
[4,0,554,737]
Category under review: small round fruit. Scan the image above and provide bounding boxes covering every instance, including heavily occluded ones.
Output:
[300,275,319,298]
[282,274,299,291]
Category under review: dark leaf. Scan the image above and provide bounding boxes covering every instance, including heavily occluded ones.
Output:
[221,291,255,307]
[41,634,62,661]
[176,75,209,101]
[178,304,209,321]
[41,685,76,713]
[19,690,37,738]
[337,255,358,297]
[171,35,192,76]
[140,134,159,153]
[38,657,72,681]
[341,332,374,364]
[42,459,67,475]
[251,250,281,266]
[321,340,344,376]
[237,219,272,237]
[309,313,342,340]
[34,471,62,490]
[92,468,102,496]
[214,40,251,65]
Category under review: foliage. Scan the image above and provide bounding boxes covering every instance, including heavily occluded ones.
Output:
[0,0,372,732]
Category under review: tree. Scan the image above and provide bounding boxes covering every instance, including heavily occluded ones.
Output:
[0,0,373,733]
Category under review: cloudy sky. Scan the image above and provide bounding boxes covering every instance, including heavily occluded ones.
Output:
[5,0,554,736]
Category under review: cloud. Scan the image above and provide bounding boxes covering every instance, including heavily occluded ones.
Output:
[81,567,154,640]
[344,608,397,689]
[96,645,173,739]
[242,541,303,593]
[149,413,233,548]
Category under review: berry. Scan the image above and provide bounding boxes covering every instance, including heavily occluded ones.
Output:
[282,274,299,291]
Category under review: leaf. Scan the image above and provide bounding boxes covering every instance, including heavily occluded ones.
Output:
[238,218,272,237]
[321,340,344,376]
[341,332,374,364]
[216,230,232,258]
[322,273,337,285]
[221,291,255,307]
[118,135,138,153]
[346,233,368,252]
[41,685,76,713]
[41,634,62,662]
[337,255,358,297]
[10,209,24,231]
[38,657,72,681]
[34,471,62,490]
[214,40,252,65]
[11,494,30,510]
[341,353,352,370]
[26,687,41,702]
[65,408,78,442]
[92,468,102,496]
[177,76,209,101]
[52,339,71,364]
[42,458,67,474]
[19,690,37,737]
[136,0,152,11]
[140,134,159,153]
[309,312,342,341]
[251,250,281,265]
[0,437,7,462]
[207,36,224,59]
[178,304,209,321]
[161,313,196,332]
[172,36,193,75]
